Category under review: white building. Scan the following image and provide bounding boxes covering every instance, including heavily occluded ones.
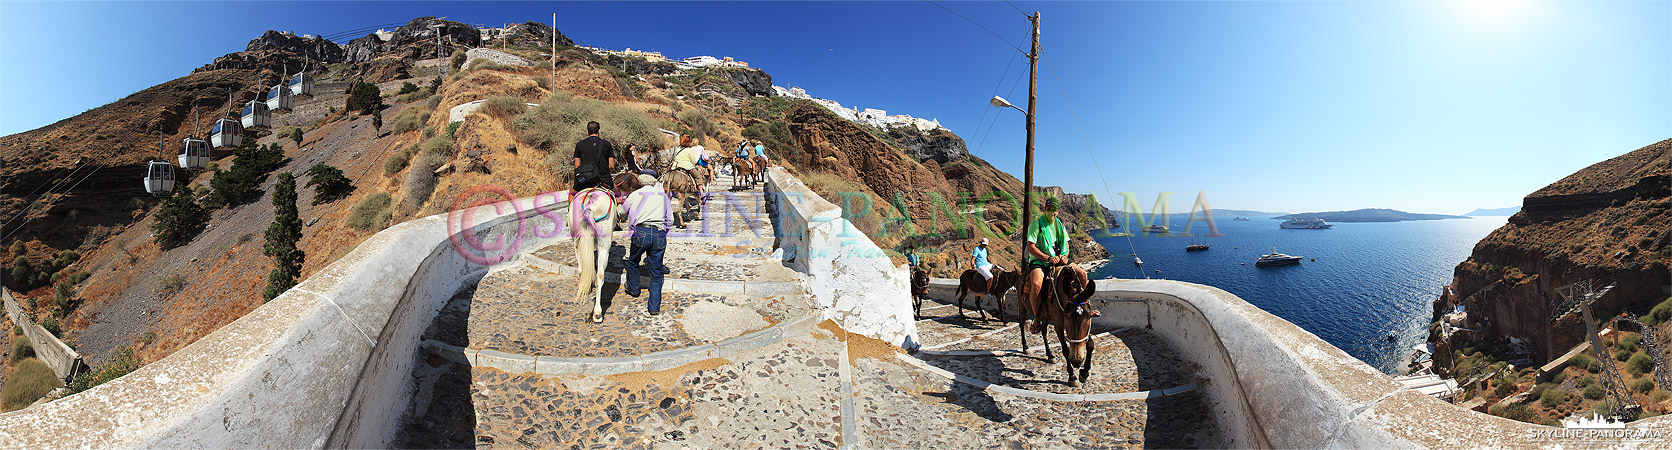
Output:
[781,84,945,132]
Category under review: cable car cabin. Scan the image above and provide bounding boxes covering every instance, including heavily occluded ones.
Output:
[177,137,209,169]
[143,161,175,196]
[266,84,293,111]
[209,118,243,149]
[241,100,270,129]
[289,72,314,97]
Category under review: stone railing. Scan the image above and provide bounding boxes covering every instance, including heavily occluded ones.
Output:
[920,278,1672,448]
[1,286,84,381]
[763,167,918,349]
[0,192,574,448]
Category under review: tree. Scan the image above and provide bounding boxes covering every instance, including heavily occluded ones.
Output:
[263,173,304,301]
[372,109,383,132]
[290,127,304,147]
[346,81,383,115]
[304,163,354,205]
[151,185,208,249]
[397,82,419,95]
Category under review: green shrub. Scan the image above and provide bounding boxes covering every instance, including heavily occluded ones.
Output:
[384,146,414,176]
[398,82,419,95]
[1594,398,1617,418]
[678,109,710,139]
[1627,353,1654,376]
[7,240,23,256]
[1632,377,1655,393]
[1645,297,1672,327]
[304,164,354,205]
[1622,334,1642,351]
[1571,353,1600,373]
[389,107,430,135]
[479,96,527,119]
[443,121,461,140]
[372,109,383,131]
[65,345,138,395]
[465,58,512,73]
[1654,390,1671,402]
[11,325,20,336]
[1539,386,1568,408]
[1494,379,1516,397]
[1494,403,1538,423]
[1583,384,1606,400]
[346,193,393,232]
[345,81,383,114]
[39,316,58,338]
[2,358,62,411]
[426,93,442,111]
[10,335,32,362]
[155,273,185,298]
[204,141,285,209]
[449,49,468,71]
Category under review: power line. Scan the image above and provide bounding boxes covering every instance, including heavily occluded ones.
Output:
[0,160,108,245]
[0,161,90,232]
[923,0,1026,54]
[1004,0,1028,15]
[967,50,1019,156]
[1040,49,1146,278]
[972,67,1027,156]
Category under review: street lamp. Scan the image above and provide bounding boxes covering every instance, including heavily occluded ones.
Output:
[990,96,1022,113]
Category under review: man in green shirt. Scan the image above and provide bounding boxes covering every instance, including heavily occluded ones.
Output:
[1022,196,1090,334]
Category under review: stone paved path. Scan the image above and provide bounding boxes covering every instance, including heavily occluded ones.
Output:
[396,171,1228,449]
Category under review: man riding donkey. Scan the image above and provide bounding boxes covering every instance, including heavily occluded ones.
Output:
[1020,196,1101,386]
[571,121,618,322]
[951,237,1019,321]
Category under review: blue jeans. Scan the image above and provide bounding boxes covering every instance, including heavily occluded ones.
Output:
[624,225,668,312]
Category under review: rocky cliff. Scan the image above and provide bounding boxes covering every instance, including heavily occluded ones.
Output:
[887,126,968,165]
[245,30,344,63]
[496,21,572,49]
[344,17,479,64]
[1430,139,1671,363]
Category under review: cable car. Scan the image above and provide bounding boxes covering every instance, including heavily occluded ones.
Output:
[144,160,175,196]
[289,72,314,97]
[241,100,270,129]
[178,136,209,169]
[209,118,242,149]
[267,84,293,111]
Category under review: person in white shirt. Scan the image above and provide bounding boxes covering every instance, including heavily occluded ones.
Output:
[622,174,671,315]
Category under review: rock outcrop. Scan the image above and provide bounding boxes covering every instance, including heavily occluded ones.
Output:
[244,30,345,63]
[385,17,480,61]
[343,34,386,64]
[718,68,774,97]
[592,53,678,76]
[887,126,968,164]
[1430,139,1671,364]
[497,21,572,49]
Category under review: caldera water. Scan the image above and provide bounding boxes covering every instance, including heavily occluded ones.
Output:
[1088,215,1508,374]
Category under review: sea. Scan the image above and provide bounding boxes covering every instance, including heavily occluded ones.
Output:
[1088,215,1509,374]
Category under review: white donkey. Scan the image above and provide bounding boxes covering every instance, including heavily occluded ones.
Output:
[570,187,618,322]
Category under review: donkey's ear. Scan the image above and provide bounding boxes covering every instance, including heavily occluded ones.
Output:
[1075,278,1097,301]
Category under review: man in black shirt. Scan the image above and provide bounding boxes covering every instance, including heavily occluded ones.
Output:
[572,121,615,191]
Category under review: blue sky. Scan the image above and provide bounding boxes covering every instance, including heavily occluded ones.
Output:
[2,1,1667,214]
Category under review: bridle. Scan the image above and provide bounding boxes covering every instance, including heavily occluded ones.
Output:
[1046,268,1093,344]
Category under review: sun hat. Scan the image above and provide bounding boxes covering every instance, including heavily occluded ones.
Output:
[637,174,657,185]
[980,238,989,245]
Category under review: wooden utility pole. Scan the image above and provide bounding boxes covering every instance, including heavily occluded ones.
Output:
[1019,12,1040,275]
[552,13,558,85]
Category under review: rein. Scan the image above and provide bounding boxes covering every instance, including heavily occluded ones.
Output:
[1045,265,1093,343]
[574,187,614,223]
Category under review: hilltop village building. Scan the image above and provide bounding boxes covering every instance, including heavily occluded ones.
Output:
[774,85,944,132]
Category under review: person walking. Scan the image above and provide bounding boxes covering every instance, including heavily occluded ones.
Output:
[1021,197,1091,334]
[622,173,670,315]
[572,121,614,191]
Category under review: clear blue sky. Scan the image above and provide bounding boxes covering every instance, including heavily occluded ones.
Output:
[3,1,1667,214]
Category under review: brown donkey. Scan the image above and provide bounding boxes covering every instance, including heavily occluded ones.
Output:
[953,269,1020,322]
[1023,266,1098,386]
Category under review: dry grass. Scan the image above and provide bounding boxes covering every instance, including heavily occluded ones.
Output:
[347,193,393,232]
[479,96,528,119]
[2,358,61,411]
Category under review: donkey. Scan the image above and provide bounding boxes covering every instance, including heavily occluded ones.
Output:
[570,187,618,323]
[954,269,1020,322]
[910,267,931,320]
[1022,266,1099,386]
[750,155,768,186]
[731,156,756,187]
[660,169,700,228]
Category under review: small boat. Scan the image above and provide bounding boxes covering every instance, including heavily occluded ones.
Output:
[1185,234,1211,252]
[1133,255,1144,266]
[1146,225,1169,233]
[1255,247,1303,267]
[1280,218,1333,229]
[1234,217,1251,221]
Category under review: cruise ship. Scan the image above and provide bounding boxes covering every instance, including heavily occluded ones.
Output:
[1279,218,1333,229]
[1145,225,1169,233]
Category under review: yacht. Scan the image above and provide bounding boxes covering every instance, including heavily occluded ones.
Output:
[1255,248,1303,267]
[1280,218,1333,229]
[1233,217,1251,221]
[1145,225,1169,233]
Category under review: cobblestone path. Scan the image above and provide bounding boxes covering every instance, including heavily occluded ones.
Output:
[395,171,1228,449]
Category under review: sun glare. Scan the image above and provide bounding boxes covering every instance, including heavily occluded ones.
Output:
[1455,0,1537,24]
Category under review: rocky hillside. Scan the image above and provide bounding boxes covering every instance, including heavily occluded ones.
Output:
[1430,139,1671,364]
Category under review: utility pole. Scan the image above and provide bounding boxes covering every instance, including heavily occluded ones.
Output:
[1019,12,1040,286]
[551,13,558,86]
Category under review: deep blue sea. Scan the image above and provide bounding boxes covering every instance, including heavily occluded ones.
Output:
[1089,215,1509,374]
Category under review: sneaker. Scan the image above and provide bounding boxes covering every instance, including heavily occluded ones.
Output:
[649,309,662,316]
[624,289,642,298]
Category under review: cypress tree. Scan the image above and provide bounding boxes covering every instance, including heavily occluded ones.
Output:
[263,173,304,301]
[151,185,208,249]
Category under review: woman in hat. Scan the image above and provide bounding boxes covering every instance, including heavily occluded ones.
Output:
[971,238,1001,280]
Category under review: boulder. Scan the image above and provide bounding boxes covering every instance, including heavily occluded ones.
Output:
[245,30,345,63]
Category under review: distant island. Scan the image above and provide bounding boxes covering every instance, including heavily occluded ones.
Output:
[1464,206,1520,216]
[1159,208,1286,219]
[1274,208,1471,223]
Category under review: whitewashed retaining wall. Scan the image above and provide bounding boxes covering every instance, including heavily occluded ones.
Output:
[764,167,919,349]
[0,193,574,448]
[921,278,1672,448]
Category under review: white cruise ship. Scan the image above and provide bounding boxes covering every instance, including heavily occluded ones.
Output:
[1279,218,1333,229]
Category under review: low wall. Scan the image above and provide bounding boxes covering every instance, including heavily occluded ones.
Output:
[1,287,83,381]
[0,191,574,448]
[921,278,1672,448]
[764,167,918,349]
